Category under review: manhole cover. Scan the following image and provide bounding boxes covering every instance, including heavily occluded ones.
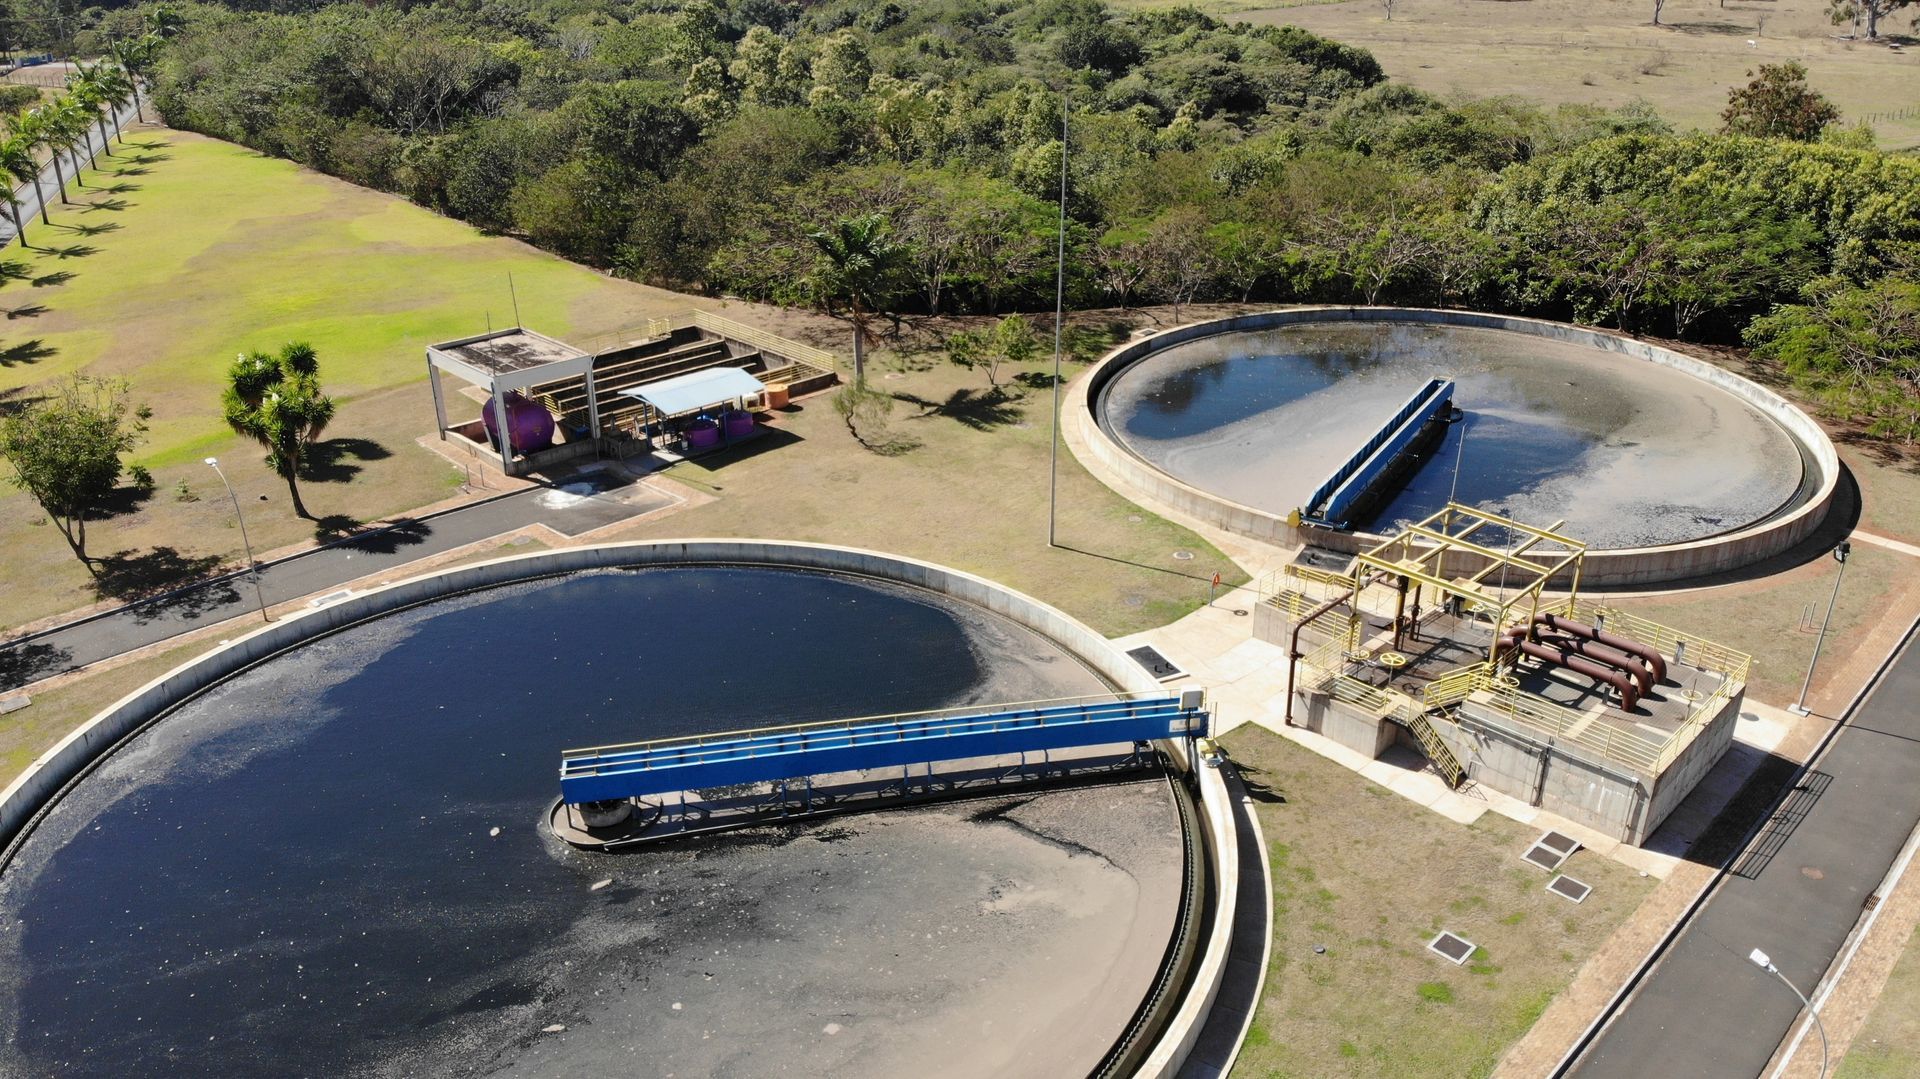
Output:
[1428,931,1475,965]
[1547,875,1592,903]
[1128,515,1143,523]
[1172,551,1194,561]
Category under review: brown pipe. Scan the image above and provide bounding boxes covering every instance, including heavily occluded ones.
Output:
[1525,630,1656,697]
[1285,571,1389,724]
[1504,637,1642,710]
[1536,613,1668,682]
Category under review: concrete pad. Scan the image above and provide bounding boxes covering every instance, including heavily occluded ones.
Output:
[1357,759,1405,789]
[1429,791,1491,825]
[1734,700,1794,754]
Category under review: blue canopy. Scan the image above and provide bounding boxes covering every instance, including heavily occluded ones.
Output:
[620,366,765,417]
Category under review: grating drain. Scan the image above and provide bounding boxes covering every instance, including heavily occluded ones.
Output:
[1522,830,1580,871]
[1547,875,1592,903]
[1428,931,1475,965]
[1126,645,1186,682]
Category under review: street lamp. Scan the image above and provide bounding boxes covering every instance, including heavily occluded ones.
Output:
[205,457,269,623]
[1749,948,1827,1079]
[1789,540,1850,716]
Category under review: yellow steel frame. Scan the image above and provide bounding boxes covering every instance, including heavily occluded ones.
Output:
[1348,502,1587,666]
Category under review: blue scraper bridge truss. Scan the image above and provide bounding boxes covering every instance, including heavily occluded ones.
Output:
[559,691,1210,806]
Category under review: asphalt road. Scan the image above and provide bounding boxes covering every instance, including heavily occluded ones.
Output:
[1569,627,1920,1078]
[0,96,145,249]
[0,475,673,691]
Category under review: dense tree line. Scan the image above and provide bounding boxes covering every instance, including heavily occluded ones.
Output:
[105,0,1920,436]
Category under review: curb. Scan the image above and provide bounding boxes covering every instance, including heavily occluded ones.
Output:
[0,486,527,653]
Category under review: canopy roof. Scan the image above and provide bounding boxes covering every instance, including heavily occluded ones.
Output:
[620,366,765,417]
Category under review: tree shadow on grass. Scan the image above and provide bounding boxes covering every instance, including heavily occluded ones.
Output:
[1665,20,1754,35]
[80,198,128,214]
[6,303,48,320]
[1012,371,1061,392]
[43,244,97,259]
[32,270,74,288]
[0,339,56,365]
[893,388,1025,431]
[0,385,44,416]
[109,166,148,177]
[51,220,120,237]
[98,181,139,194]
[0,640,73,692]
[92,546,239,623]
[91,480,154,520]
[302,437,392,484]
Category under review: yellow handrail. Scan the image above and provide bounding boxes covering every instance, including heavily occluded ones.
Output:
[691,310,839,370]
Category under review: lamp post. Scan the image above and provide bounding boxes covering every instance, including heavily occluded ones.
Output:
[1748,948,1826,1078]
[205,457,269,623]
[1789,540,1850,716]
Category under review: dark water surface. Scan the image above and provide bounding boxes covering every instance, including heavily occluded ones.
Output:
[0,567,1171,1077]
[1099,322,1806,548]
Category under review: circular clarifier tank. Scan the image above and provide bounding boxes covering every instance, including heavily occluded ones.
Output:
[0,560,1189,1076]
[1080,310,1838,582]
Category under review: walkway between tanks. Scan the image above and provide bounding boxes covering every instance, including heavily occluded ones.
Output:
[0,472,678,691]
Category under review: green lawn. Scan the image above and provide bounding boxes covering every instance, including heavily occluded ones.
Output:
[0,128,691,629]
[0,128,688,465]
[1221,726,1656,1078]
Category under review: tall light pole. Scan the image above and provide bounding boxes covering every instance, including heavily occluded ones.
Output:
[206,457,269,623]
[1790,540,1850,716]
[1046,92,1068,549]
[1749,948,1827,1079]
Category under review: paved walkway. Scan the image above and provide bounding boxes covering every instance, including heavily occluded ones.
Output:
[0,472,678,691]
[0,96,143,248]
[1566,625,1920,1078]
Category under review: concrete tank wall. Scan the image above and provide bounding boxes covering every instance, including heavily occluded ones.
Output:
[0,541,1245,1077]
[1069,307,1840,586]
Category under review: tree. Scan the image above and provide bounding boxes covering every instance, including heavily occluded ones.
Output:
[108,36,154,124]
[1722,62,1840,142]
[16,108,68,209]
[222,342,335,519]
[945,314,1038,392]
[806,214,902,385]
[1748,271,1920,440]
[0,374,149,569]
[0,133,36,245]
[1828,0,1916,40]
[1652,0,1667,25]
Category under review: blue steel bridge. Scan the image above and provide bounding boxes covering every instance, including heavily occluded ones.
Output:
[559,691,1210,807]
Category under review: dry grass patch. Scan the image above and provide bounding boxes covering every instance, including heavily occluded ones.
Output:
[1233,0,1920,150]
[1838,921,1920,1078]
[1222,725,1656,1078]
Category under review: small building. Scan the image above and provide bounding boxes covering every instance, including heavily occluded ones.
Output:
[425,312,837,476]
[1258,504,1749,846]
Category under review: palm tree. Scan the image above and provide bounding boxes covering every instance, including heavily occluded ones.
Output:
[13,110,61,215]
[70,66,115,161]
[92,63,134,145]
[222,342,336,520]
[0,134,38,247]
[806,214,902,386]
[108,37,153,126]
[53,99,95,186]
